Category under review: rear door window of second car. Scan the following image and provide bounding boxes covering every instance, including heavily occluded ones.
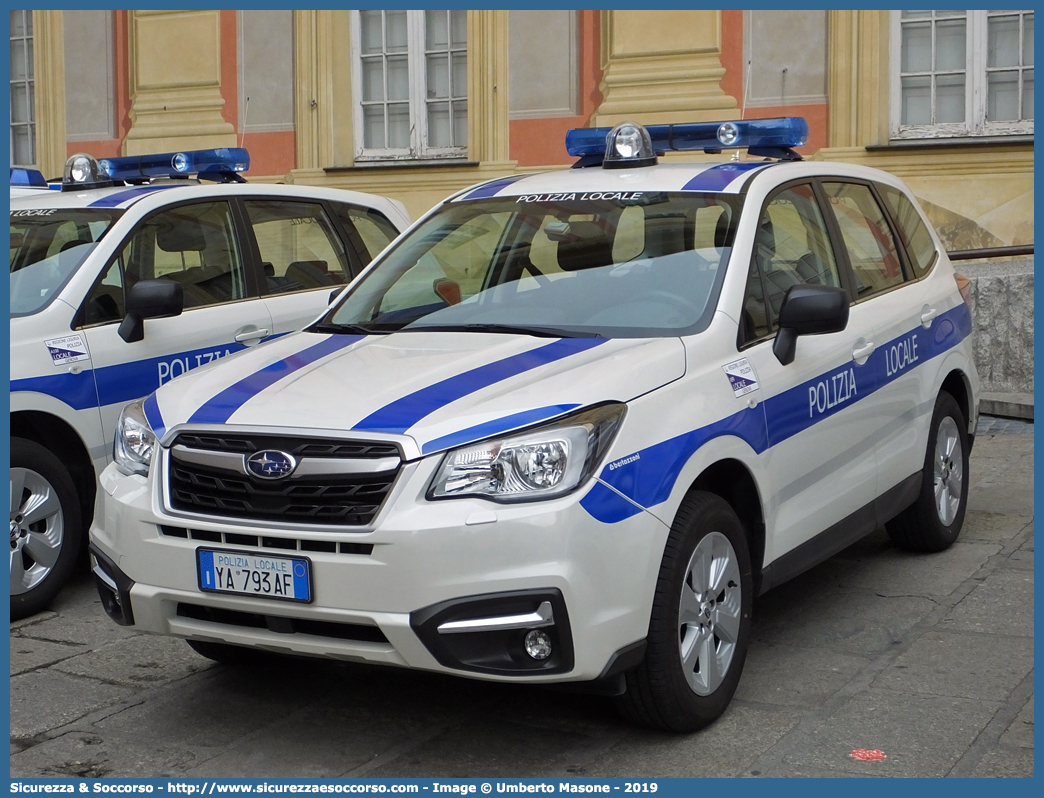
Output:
[243,199,353,295]
[331,202,401,265]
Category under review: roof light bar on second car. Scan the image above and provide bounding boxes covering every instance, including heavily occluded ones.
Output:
[566,117,809,165]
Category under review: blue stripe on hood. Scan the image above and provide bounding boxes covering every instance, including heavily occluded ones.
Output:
[354,338,608,435]
[420,404,581,455]
[143,392,166,438]
[187,335,363,425]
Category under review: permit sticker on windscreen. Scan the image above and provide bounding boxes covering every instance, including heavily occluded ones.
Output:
[45,334,90,365]
[723,357,759,397]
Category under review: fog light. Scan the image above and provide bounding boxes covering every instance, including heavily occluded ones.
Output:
[524,629,552,660]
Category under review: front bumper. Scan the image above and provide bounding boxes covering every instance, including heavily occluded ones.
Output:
[90,450,668,684]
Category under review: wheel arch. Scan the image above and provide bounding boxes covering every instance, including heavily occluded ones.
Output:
[688,458,766,595]
[11,410,97,528]
[940,369,974,435]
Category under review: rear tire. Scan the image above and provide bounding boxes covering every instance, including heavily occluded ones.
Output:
[10,438,83,620]
[615,491,753,732]
[885,391,969,552]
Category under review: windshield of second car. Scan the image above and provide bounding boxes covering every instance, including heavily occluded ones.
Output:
[326,192,740,338]
[10,208,122,316]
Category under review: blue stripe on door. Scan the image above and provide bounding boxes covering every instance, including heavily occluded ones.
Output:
[581,303,972,524]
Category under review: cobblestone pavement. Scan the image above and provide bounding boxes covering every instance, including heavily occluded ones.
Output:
[10,420,1033,778]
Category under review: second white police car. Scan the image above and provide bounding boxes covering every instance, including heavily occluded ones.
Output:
[10,149,409,619]
[90,119,978,731]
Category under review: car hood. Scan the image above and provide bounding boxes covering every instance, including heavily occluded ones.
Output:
[148,331,685,457]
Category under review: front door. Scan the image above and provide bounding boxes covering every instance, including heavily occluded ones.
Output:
[736,182,879,564]
[81,200,273,451]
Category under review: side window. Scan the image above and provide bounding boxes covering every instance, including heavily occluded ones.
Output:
[822,182,906,299]
[878,184,938,279]
[84,202,246,323]
[121,202,247,310]
[748,183,842,334]
[245,200,352,296]
[84,259,125,326]
[332,203,400,263]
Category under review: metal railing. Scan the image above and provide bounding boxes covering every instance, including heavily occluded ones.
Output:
[947,244,1034,261]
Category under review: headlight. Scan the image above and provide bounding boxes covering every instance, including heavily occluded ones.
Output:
[114,399,157,477]
[428,404,626,503]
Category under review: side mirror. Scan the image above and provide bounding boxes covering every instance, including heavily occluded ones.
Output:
[772,284,849,366]
[119,279,184,343]
[329,286,345,304]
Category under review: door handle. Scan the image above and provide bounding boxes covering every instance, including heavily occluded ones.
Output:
[852,341,875,361]
[234,328,269,344]
[920,307,939,327]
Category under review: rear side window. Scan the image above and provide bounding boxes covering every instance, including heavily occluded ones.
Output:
[822,182,905,300]
[245,200,352,296]
[332,203,400,263]
[878,184,938,279]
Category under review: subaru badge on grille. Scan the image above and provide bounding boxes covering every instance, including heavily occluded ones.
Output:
[246,450,298,480]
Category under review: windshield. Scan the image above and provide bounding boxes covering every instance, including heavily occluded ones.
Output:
[10,208,122,316]
[324,192,741,338]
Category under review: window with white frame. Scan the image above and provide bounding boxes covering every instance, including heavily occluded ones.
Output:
[10,9,35,165]
[892,10,1033,138]
[352,9,467,160]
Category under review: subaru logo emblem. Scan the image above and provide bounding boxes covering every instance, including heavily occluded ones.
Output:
[246,450,297,480]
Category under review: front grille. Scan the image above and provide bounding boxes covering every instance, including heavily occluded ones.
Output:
[176,602,389,643]
[167,433,401,527]
[159,525,374,556]
[175,433,400,460]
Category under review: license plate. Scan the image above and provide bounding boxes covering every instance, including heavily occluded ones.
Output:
[197,548,312,603]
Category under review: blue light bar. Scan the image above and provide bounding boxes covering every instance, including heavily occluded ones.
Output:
[10,167,48,187]
[566,118,809,158]
[98,148,250,181]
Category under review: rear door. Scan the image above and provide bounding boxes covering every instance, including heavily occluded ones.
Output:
[81,199,273,451]
[819,179,943,496]
[240,199,398,336]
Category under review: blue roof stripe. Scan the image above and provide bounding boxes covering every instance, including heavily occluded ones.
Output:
[681,162,768,192]
[354,338,608,435]
[187,335,364,425]
[420,404,581,455]
[87,184,180,208]
[459,174,529,201]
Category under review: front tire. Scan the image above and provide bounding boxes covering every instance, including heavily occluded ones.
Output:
[10,438,83,620]
[885,391,969,552]
[616,492,753,732]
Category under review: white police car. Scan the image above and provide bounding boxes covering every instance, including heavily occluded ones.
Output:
[90,120,978,731]
[10,148,410,619]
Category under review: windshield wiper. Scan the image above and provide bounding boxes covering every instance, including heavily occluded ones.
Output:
[308,321,387,335]
[403,323,603,339]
